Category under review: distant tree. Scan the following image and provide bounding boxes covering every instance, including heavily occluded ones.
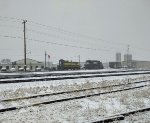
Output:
[1,59,11,64]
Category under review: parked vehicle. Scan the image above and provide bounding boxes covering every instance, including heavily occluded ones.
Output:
[1,68,7,72]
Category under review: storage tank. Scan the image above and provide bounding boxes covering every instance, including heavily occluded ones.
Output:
[116,52,121,62]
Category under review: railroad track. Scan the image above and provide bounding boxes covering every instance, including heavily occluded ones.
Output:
[0,80,149,113]
[0,71,150,84]
[90,107,150,123]
[1,79,150,102]
[0,69,149,80]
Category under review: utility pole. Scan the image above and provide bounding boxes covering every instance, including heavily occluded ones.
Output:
[127,44,130,68]
[78,55,80,68]
[45,51,47,69]
[23,20,27,71]
[78,55,80,64]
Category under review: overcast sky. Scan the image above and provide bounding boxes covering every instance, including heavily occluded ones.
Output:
[0,0,150,63]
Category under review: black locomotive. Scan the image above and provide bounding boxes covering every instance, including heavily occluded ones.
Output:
[84,60,103,69]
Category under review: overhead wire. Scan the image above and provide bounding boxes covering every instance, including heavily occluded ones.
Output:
[0,16,143,51]
[0,34,110,52]
[0,16,121,50]
[0,16,148,50]
[28,38,110,52]
[26,25,32,56]
[0,24,22,31]
[0,34,22,39]
[27,28,126,51]
[27,20,150,53]
[0,16,149,54]
[0,16,23,21]
[28,20,127,47]
[0,33,149,56]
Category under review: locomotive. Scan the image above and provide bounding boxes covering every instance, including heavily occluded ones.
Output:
[57,59,103,70]
[57,59,80,70]
[84,60,103,69]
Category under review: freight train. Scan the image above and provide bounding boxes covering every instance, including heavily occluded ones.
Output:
[57,59,103,70]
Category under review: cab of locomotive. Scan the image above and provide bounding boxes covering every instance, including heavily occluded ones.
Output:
[59,59,64,65]
[58,59,65,70]
[84,60,92,69]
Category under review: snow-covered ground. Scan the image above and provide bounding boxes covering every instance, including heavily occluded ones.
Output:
[0,74,149,99]
[0,73,150,123]
[115,111,150,123]
[0,86,149,123]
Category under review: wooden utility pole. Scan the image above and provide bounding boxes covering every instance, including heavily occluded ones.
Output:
[78,55,80,64]
[45,51,47,69]
[23,20,27,71]
[127,44,130,68]
[78,55,80,68]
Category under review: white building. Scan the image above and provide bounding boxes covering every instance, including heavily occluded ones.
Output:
[12,58,44,71]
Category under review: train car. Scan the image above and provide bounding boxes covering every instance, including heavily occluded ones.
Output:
[84,60,103,69]
[57,59,80,70]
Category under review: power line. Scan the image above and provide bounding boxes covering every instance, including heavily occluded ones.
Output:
[26,26,32,56]
[0,17,22,24]
[0,16,149,53]
[1,34,150,55]
[28,38,110,52]
[0,49,22,51]
[0,16,125,48]
[27,20,150,52]
[28,20,127,46]
[27,28,150,52]
[0,16,23,21]
[27,28,77,43]
[27,28,126,51]
[0,24,22,29]
[0,53,23,56]
[0,34,22,39]
[0,16,149,51]
[0,34,110,52]
[0,16,148,52]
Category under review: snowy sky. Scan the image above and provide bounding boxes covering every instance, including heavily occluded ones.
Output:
[0,0,150,63]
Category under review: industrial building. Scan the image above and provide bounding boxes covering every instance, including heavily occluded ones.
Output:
[116,52,121,62]
[122,60,150,69]
[108,52,122,69]
[124,54,132,61]
[0,63,12,72]
[0,58,44,71]
[12,58,44,71]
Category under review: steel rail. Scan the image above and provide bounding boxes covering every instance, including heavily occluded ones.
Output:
[91,107,150,123]
[0,69,149,80]
[0,71,150,84]
[0,84,149,113]
[1,80,150,102]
